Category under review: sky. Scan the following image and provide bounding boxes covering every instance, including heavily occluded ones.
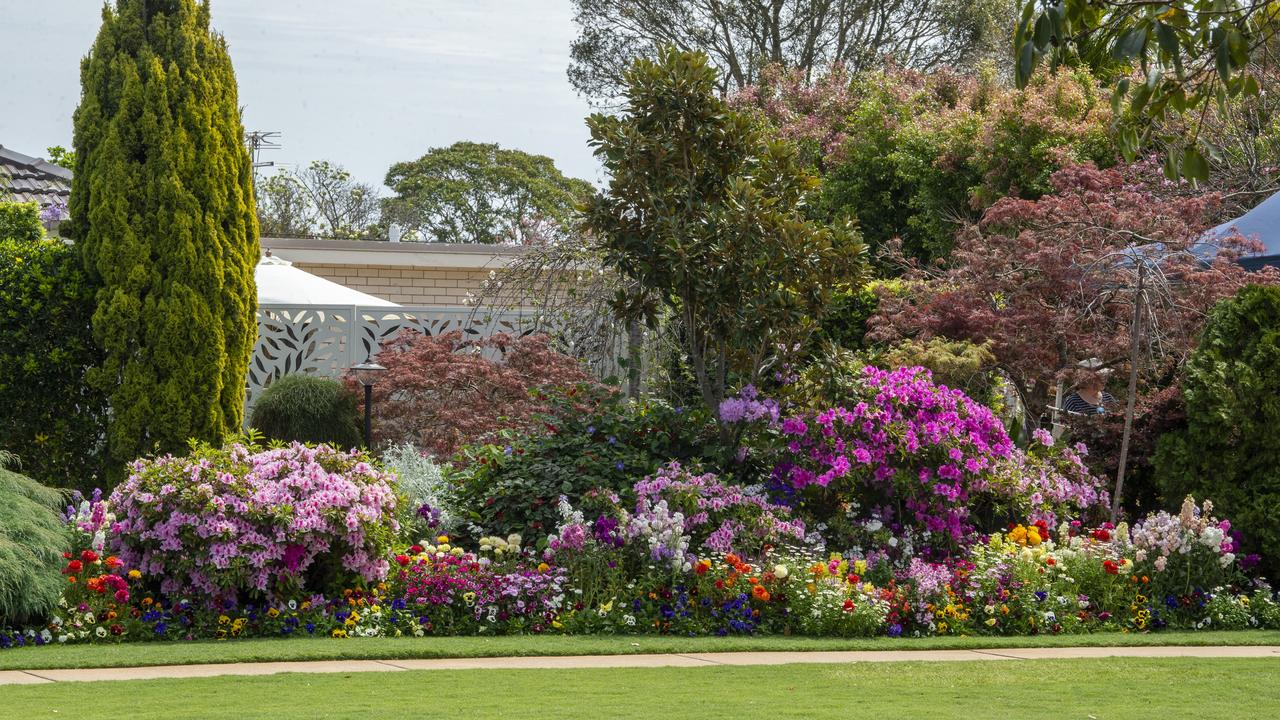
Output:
[0,0,602,189]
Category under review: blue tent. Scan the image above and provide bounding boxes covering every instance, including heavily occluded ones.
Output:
[1208,191,1280,271]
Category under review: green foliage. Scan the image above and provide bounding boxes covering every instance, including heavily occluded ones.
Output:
[585,47,866,418]
[447,393,719,537]
[249,374,363,449]
[45,146,76,170]
[257,160,380,239]
[877,337,1000,408]
[1014,0,1270,182]
[383,141,593,244]
[0,202,44,243]
[68,0,260,474]
[0,231,108,491]
[1156,285,1280,580]
[819,67,1114,264]
[0,459,70,627]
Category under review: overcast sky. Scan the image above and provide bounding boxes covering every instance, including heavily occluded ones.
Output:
[0,0,601,189]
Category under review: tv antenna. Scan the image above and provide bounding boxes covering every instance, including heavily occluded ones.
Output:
[245,130,282,198]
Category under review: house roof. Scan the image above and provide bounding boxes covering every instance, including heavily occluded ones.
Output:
[0,145,72,208]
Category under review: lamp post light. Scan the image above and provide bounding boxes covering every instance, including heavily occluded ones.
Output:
[351,360,386,449]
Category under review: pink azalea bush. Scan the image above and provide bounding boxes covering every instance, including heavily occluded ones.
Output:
[634,462,805,557]
[109,441,400,604]
[774,366,1108,555]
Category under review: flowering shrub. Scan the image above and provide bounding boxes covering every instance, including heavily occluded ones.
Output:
[447,393,718,536]
[774,366,1108,555]
[109,440,400,604]
[382,443,456,537]
[348,330,602,457]
[633,462,804,557]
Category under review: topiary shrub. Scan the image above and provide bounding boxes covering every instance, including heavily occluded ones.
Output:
[0,210,108,492]
[250,374,363,449]
[1156,284,1280,580]
[109,440,400,605]
[0,453,70,626]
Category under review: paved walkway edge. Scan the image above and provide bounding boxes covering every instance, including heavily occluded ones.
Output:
[2,645,1277,684]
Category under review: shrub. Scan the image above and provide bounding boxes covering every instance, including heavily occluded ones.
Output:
[447,392,720,537]
[250,374,363,448]
[349,330,601,457]
[633,462,805,557]
[0,202,43,242]
[0,225,108,491]
[109,440,400,604]
[1156,284,1280,580]
[773,366,1108,556]
[0,455,69,626]
[381,443,456,536]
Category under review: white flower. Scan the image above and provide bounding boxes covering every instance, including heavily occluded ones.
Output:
[773,564,789,580]
[95,627,108,638]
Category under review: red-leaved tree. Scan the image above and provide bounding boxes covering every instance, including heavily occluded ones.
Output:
[345,331,604,458]
[868,162,1276,510]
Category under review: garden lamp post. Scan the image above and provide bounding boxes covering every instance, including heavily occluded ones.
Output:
[351,360,386,449]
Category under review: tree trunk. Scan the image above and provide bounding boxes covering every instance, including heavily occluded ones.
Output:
[626,320,643,399]
[1112,262,1146,522]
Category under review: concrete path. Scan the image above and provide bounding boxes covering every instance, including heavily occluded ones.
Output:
[2,645,1277,685]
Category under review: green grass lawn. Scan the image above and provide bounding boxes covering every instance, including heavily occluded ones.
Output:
[5,657,1279,719]
[1,630,1277,671]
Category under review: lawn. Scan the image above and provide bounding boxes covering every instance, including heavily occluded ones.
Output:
[6,657,1279,719]
[2,630,1278,671]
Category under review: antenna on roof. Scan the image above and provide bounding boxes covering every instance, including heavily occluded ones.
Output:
[245,131,282,198]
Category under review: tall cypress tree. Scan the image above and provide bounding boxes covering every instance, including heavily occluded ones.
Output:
[68,0,258,471]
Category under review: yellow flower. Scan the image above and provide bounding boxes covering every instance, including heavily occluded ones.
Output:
[436,535,450,544]
[854,559,867,575]
[217,615,230,625]
[985,618,997,627]
[537,562,551,573]
[332,628,348,638]
[267,608,280,618]
[127,569,142,580]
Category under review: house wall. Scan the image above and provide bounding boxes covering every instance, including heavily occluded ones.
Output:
[290,262,493,305]
[265,237,520,307]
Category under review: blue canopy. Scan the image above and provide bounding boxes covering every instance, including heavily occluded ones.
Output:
[1208,191,1280,271]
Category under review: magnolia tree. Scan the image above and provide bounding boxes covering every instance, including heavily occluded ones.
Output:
[584,47,866,429]
[868,162,1277,510]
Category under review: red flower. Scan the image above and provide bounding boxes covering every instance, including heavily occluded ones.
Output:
[81,550,99,563]
[847,573,861,584]
[395,554,411,567]
[64,560,83,574]
[1102,560,1119,575]
[842,599,855,612]
[409,544,424,554]
[1092,528,1111,542]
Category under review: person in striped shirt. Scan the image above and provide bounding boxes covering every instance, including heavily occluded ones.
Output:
[1063,376,1116,415]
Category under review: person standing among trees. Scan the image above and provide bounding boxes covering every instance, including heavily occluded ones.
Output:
[1063,374,1116,416]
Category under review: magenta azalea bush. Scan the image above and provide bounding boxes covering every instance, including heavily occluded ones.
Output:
[109,441,400,604]
[774,366,1108,555]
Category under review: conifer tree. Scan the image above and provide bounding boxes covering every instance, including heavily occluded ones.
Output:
[67,0,258,470]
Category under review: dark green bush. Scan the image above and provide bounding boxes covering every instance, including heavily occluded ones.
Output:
[446,391,720,537]
[1155,285,1280,580]
[0,454,70,627]
[250,374,364,448]
[0,208,108,492]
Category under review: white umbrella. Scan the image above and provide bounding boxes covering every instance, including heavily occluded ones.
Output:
[255,253,399,307]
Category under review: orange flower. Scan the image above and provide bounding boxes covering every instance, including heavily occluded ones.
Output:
[724,554,741,567]
[747,576,759,585]
[752,585,770,602]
